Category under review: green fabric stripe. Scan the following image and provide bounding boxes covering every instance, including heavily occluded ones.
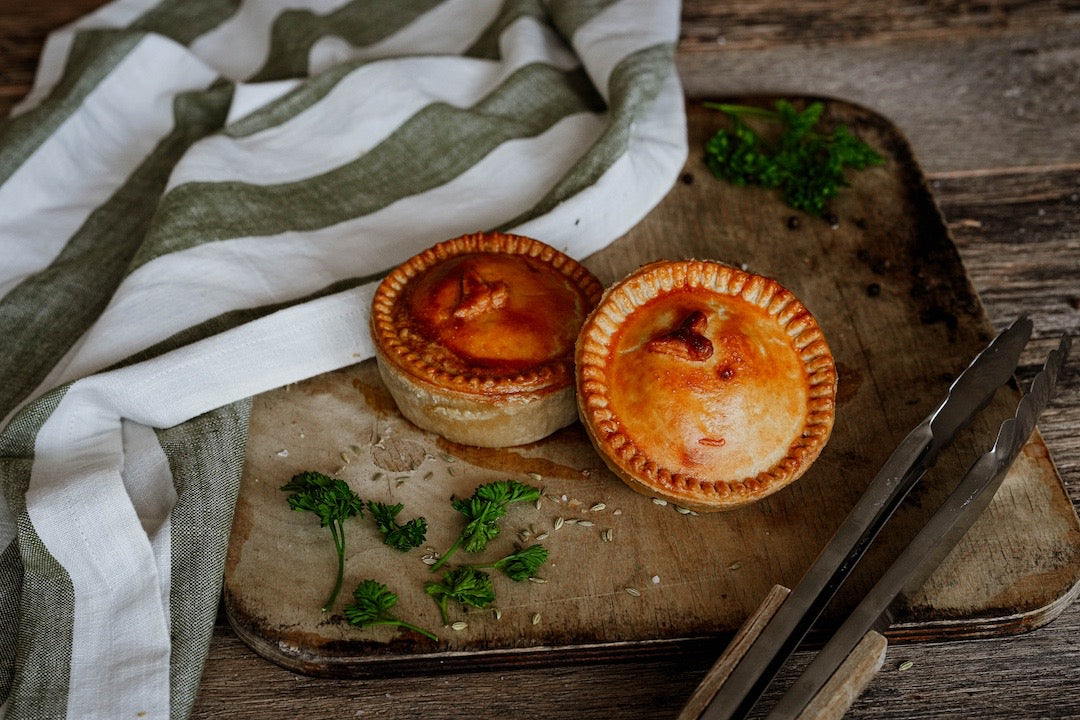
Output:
[546,0,622,41]
[130,61,604,271]
[0,80,233,421]
[0,539,21,702]
[250,0,444,81]
[129,0,242,47]
[497,42,674,230]
[156,399,251,720]
[0,385,73,717]
[463,0,548,60]
[0,30,143,187]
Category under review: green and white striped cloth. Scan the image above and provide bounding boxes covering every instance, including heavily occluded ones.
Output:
[0,0,686,717]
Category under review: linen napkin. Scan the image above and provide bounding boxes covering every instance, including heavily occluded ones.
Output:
[0,1,687,717]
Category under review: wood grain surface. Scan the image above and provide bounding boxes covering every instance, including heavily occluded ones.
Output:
[224,97,1078,679]
[3,1,1079,718]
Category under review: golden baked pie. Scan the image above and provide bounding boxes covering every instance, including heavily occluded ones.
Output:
[371,232,603,447]
[576,260,836,511]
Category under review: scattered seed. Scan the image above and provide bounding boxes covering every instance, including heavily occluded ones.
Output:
[535,532,549,541]
[447,467,456,476]
[652,498,668,506]
[527,472,543,483]
[492,608,502,621]
[624,587,641,597]
[651,575,661,584]
[546,494,562,504]
[451,621,468,631]
[601,528,614,542]
[534,497,542,510]
[373,472,384,482]
[675,505,693,515]
[564,518,578,525]
[613,509,622,516]
[728,561,742,571]
[589,503,607,512]
[531,613,541,625]
[276,449,289,458]
[422,471,434,482]
[577,520,594,527]
[439,452,455,463]
[518,529,531,543]
[527,576,548,584]
[554,517,565,530]
[898,660,914,672]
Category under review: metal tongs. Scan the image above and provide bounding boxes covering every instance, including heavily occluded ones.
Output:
[679,316,1071,720]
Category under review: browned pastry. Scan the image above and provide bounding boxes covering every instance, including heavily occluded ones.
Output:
[371,232,604,447]
[576,260,837,511]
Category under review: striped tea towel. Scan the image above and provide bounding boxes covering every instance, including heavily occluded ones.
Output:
[0,1,687,717]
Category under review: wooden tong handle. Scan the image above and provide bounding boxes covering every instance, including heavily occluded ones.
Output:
[678,585,888,720]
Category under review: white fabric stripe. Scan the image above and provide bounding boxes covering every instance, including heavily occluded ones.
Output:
[0,35,219,301]
[28,397,172,718]
[511,67,682,257]
[10,0,161,116]
[227,79,302,125]
[308,0,504,75]
[510,68,688,257]
[570,0,680,102]
[187,0,497,82]
[29,110,607,396]
[27,283,373,716]
[120,419,176,619]
[178,16,580,189]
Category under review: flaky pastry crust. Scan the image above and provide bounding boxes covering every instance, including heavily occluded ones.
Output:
[575,260,836,511]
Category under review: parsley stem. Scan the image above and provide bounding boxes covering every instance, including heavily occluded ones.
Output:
[428,535,461,573]
[703,101,778,120]
[322,521,347,612]
[365,619,440,642]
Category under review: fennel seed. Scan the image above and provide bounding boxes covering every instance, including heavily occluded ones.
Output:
[451,621,468,631]
[624,587,641,597]
[531,612,541,625]
[589,502,607,512]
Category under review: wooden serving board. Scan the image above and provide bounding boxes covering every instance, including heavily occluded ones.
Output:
[223,98,1080,677]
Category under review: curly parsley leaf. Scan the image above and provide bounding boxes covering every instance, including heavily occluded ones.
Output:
[703,99,884,217]
[424,567,496,626]
[345,580,438,641]
[281,471,364,611]
[367,501,427,552]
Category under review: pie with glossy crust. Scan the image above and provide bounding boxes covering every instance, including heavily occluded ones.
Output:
[575,260,837,511]
[371,232,603,447]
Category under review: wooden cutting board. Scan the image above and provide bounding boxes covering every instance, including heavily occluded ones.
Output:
[223,98,1080,677]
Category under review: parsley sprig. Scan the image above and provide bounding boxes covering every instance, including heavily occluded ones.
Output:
[345,580,438,641]
[280,471,364,612]
[428,480,541,572]
[367,501,427,552]
[424,567,497,626]
[472,544,549,582]
[703,99,884,217]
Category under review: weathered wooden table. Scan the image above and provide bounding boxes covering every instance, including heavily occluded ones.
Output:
[4,2,1078,718]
